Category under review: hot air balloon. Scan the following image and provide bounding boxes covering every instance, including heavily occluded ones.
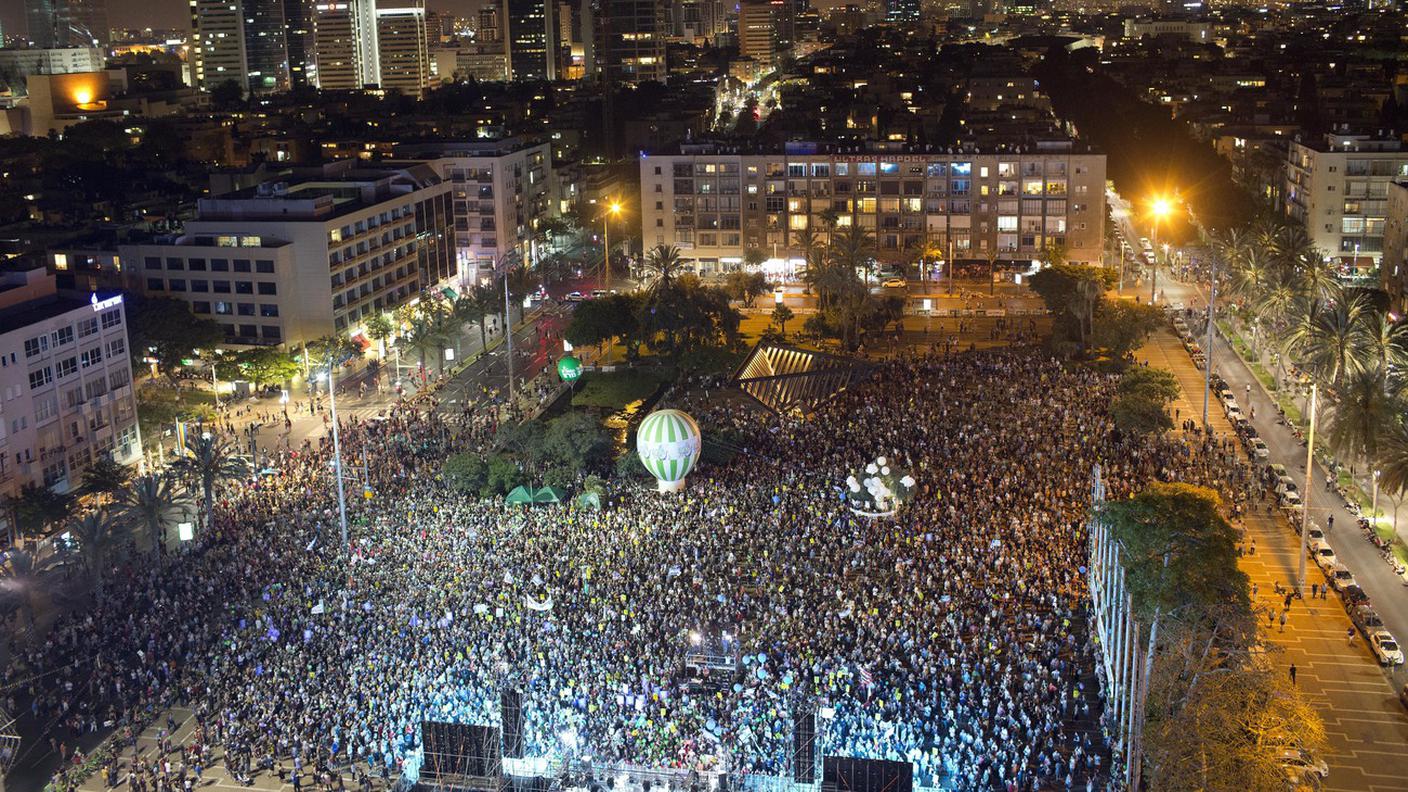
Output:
[636,409,702,493]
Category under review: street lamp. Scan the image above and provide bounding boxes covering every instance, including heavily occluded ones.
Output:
[603,201,623,288]
[321,369,349,552]
[1149,197,1172,304]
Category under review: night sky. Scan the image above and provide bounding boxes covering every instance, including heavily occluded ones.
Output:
[0,0,476,40]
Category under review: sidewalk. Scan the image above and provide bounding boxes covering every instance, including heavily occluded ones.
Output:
[1142,322,1408,792]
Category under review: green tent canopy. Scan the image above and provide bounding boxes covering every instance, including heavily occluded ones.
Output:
[533,486,567,504]
[575,491,602,510]
[505,485,534,505]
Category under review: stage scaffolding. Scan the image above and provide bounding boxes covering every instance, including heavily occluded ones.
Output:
[1086,464,1142,790]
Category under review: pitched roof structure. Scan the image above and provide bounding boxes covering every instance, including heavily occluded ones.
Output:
[733,343,872,418]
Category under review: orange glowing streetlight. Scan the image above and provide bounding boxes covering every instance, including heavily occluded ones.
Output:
[1148,195,1175,304]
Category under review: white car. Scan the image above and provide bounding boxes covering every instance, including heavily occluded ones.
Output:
[1279,749,1329,785]
[1370,631,1404,665]
[1226,404,1244,421]
[882,277,906,289]
[1249,437,1270,459]
[1310,541,1337,571]
[565,291,585,302]
[1326,563,1357,592]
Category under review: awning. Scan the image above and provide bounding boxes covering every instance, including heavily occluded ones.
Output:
[351,333,371,351]
[441,287,459,301]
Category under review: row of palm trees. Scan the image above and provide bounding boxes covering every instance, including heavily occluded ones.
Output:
[365,266,540,376]
[1210,219,1408,531]
[0,434,249,623]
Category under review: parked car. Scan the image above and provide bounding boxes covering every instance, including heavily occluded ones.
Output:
[1306,526,1326,543]
[1310,541,1337,571]
[1280,489,1303,511]
[1278,749,1329,786]
[591,289,609,299]
[565,291,585,302]
[1370,631,1404,665]
[1326,563,1357,592]
[1249,437,1270,459]
[1340,584,1370,610]
[1351,604,1384,635]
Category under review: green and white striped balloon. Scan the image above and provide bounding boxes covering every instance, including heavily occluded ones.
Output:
[636,409,702,488]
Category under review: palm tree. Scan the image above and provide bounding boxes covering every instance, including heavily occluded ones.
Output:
[403,322,442,373]
[115,473,192,555]
[0,549,57,628]
[171,434,249,533]
[81,457,132,506]
[831,224,877,283]
[1375,416,1408,538]
[468,283,500,353]
[1325,368,1396,466]
[1285,293,1368,391]
[771,304,794,337]
[1355,307,1408,388]
[639,245,689,294]
[67,510,126,602]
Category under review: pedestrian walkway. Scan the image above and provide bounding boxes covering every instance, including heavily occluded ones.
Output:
[1141,320,1408,792]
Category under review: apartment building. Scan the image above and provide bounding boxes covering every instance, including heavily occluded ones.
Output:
[1383,181,1408,313]
[638,141,1106,275]
[376,3,432,97]
[1284,134,1408,266]
[120,161,455,347]
[0,267,141,512]
[393,137,553,284]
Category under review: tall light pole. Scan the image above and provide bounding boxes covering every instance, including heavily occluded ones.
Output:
[1298,382,1318,595]
[1149,197,1171,304]
[1202,254,1216,429]
[504,270,515,401]
[323,368,348,551]
[602,201,622,288]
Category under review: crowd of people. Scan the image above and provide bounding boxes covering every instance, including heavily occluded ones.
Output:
[15,346,1263,792]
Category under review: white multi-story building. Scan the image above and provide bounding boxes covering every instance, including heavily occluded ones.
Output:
[1382,181,1408,314]
[120,161,456,347]
[0,47,105,88]
[0,267,141,511]
[311,0,379,90]
[376,3,431,97]
[393,137,553,284]
[1284,135,1408,267]
[638,141,1107,275]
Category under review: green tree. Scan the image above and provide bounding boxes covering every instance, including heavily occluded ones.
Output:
[443,453,489,496]
[1028,263,1116,355]
[1325,367,1395,466]
[9,483,74,539]
[125,296,225,381]
[743,248,767,272]
[771,303,795,337]
[81,457,132,503]
[640,245,689,294]
[68,509,129,601]
[503,265,538,327]
[540,412,613,474]
[171,434,249,532]
[365,312,396,357]
[1285,293,1367,391]
[0,550,58,626]
[114,473,191,555]
[1092,300,1163,362]
[232,347,301,387]
[485,454,521,495]
[467,283,501,353]
[210,79,244,108]
[1110,367,1180,436]
[566,293,640,357]
[723,271,770,308]
[303,334,362,375]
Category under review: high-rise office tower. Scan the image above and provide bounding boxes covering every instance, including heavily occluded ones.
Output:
[477,5,501,42]
[191,0,291,94]
[377,2,431,96]
[502,0,559,81]
[311,0,378,88]
[285,0,313,88]
[737,1,775,63]
[670,0,724,41]
[590,0,665,84]
[25,0,109,47]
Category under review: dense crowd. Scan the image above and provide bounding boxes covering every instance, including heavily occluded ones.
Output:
[16,348,1259,792]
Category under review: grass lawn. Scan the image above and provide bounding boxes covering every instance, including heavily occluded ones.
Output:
[571,367,674,410]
